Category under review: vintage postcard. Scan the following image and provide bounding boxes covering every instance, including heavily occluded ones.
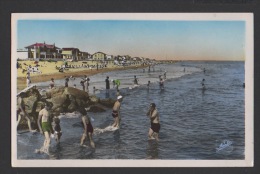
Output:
[11,13,253,167]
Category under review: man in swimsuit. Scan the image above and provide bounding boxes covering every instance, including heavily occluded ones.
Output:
[37,102,54,153]
[79,108,95,148]
[111,95,123,128]
[146,103,160,141]
[17,92,33,131]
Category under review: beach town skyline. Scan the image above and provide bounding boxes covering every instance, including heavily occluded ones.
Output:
[17,20,245,61]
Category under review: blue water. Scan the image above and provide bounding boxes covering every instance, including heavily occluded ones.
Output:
[17,61,245,160]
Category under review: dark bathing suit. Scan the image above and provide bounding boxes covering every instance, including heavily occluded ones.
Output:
[151,122,160,133]
[86,122,93,133]
[81,120,94,133]
[112,110,119,118]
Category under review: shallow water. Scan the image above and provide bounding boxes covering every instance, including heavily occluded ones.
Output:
[17,61,245,159]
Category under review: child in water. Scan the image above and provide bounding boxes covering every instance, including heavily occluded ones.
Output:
[53,116,62,144]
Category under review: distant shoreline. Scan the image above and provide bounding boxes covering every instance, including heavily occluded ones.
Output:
[17,64,148,90]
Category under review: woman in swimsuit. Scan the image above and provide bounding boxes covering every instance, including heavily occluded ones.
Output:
[79,108,95,148]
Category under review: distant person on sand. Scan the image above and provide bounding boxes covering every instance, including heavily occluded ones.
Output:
[105,76,110,93]
[17,92,33,132]
[53,116,62,144]
[146,103,160,141]
[37,102,54,153]
[159,78,164,90]
[201,78,206,90]
[111,95,123,128]
[133,75,138,85]
[49,78,55,89]
[79,108,95,148]
[26,72,31,87]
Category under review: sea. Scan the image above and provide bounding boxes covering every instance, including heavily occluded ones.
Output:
[17,61,245,160]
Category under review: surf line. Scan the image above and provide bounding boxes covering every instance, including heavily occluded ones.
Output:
[93,125,119,135]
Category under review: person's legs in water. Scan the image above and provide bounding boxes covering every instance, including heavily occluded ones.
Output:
[80,133,87,146]
[41,131,51,153]
[88,132,95,148]
[25,115,32,131]
[148,128,155,140]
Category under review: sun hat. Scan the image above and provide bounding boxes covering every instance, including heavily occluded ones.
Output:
[117,95,123,100]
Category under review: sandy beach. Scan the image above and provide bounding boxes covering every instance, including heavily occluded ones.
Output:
[17,60,147,90]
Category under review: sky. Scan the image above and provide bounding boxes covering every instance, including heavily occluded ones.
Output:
[17,20,245,60]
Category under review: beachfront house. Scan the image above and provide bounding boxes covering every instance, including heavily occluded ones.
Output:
[78,51,91,60]
[92,52,106,61]
[62,48,80,61]
[25,42,62,59]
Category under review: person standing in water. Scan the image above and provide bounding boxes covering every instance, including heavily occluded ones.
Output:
[65,76,69,87]
[49,78,55,89]
[37,103,54,153]
[133,75,138,85]
[111,95,123,128]
[159,78,164,90]
[146,103,160,141]
[26,72,31,87]
[201,78,206,90]
[105,76,110,93]
[53,116,62,144]
[163,71,167,79]
[17,92,33,132]
[79,108,95,148]
[147,81,151,89]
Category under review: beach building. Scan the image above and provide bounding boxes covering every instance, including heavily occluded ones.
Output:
[62,48,80,60]
[78,51,91,60]
[25,42,62,59]
[92,52,106,61]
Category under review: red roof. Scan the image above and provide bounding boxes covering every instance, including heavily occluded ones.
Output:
[25,43,60,49]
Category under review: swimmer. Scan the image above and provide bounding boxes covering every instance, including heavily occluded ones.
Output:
[53,116,62,144]
[159,78,164,90]
[133,75,138,85]
[201,78,206,90]
[37,102,54,153]
[111,95,123,128]
[147,81,151,89]
[105,76,110,93]
[26,72,31,87]
[146,103,160,141]
[17,92,33,132]
[79,108,95,148]
[49,78,55,89]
